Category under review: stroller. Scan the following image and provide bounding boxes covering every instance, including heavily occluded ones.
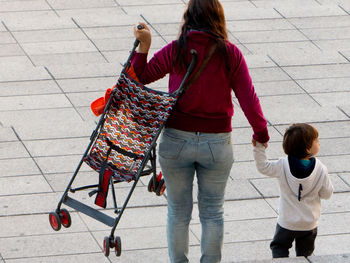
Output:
[48,35,197,257]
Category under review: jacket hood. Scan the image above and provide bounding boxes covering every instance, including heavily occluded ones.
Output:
[284,158,322,201]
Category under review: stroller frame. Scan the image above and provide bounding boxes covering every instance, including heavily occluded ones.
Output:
[49,38,197,257]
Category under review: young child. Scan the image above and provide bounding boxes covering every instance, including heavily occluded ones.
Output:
[252,123,333,258]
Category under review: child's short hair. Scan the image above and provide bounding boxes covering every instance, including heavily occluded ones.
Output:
[283,123,319,159]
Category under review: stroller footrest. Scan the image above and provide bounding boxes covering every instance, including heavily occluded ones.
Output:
[63,196,115,227]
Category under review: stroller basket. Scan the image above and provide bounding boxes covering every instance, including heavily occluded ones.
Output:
[84,72,178,183]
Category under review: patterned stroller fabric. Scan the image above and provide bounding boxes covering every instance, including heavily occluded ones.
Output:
[84,72,178,182]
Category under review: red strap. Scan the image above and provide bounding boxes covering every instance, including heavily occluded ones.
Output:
[95,170,113,208]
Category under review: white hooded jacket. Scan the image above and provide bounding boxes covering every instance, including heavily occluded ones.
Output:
[253,143,333,231]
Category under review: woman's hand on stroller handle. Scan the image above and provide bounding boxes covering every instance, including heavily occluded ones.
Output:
[134,22,151,54]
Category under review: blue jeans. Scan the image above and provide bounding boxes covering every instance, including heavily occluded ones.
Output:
[159,128,234,263]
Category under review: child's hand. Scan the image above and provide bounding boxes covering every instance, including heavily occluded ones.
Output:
[252,139,268,148]
[133,22,151,53]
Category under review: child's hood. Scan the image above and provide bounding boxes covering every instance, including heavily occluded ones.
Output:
[284,158,322,201]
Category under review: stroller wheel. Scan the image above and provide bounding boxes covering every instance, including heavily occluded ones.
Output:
[103,236,110,257]
[60,208,71,228]
[49,212,61,231]
[147,177,155,192]
[115,236,122,257]
[156,179,166,196]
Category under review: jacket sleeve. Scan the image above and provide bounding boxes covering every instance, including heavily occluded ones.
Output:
[230,46,269,143]
[131,42,174,85]
[319,166,334,200]
[253,143,282,178]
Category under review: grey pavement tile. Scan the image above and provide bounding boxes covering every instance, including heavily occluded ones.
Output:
[192,218,275,243]
[339,173,350,186]
[0,0,50,12]
[23,137,88,157]
[117,0,183,5]
[0,192,60,216]
[315,39,350,51]
[109,247,171,263]
[126,4,185,24]
[233,29,308,44]
[0,108,96,140]
[222,3,281,20]
[259,95,348,125]
[250,177,280,198]
[223,199,277,221]
[63,9,137,27]
[35,155,93,174]
[0,158,40,177]
[318,212,350,236]
[249,67,290,82]
[152,23,181,37]
[269,50,347,67]
[0,63,50,82]
[0,80,60,96]
[1,12,75,31]
[339,105,350,117]
[224,178,262,200]
[297,77,350,93]
[318,138,350,157]
[244,54,275,68]
[314,233,350,256]
[227,18,294,33]
[0,56,33,70]
[309,254,350,263]
[0,127,17,142]
[0,175,52,196]
[0,141,29,159]
[246,41,322,58]
[0,43,24,57]
[275,5,345,18]
[315,192,350,213]
[5,253,109,263]
[283,64,350,80]
[318,155,350,174]
[44,171,99,192]
[95,35,166,52]
[67,91,108,107]
[22,40,97,55]
[288,16,350,29]
[47,0,117,9]
[0,94,71,111]
[221,241,273,262]
[30,52,107,66]
[0,212,87,238]
[301,27,350,41]
[47,62,123,79]
[230,161,266,180]
[83,25,132,39]
[254,80,304,96]
[0,232,101,259]
[56,76,116,93]
[0,31,15,44]
[12,28,86,44]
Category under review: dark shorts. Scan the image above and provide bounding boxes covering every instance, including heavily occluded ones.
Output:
[270,224,318,258]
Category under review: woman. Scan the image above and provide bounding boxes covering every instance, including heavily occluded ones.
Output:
[132,1,269,262]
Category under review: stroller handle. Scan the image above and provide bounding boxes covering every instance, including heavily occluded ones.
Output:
[173,49,198,95]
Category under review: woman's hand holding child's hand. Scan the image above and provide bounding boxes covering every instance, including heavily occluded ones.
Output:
[252,139,268,148]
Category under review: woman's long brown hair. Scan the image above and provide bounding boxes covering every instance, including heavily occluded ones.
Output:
[174,0,230,71]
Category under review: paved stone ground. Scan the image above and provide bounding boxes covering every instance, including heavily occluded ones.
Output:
[0,0,349,262]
